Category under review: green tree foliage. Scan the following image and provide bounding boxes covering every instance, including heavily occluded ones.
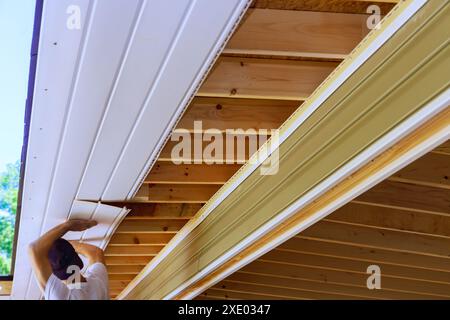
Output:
[0,216,14,255]
[0,161,20,274]
[0,161,20,215]
[0,254,11,275]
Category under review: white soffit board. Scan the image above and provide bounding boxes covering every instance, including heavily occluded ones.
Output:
[13,0,249,299]
[86,0,250,201]
[64,201,130,250]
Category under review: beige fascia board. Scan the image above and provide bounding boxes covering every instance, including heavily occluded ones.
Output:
[120,0,450,300]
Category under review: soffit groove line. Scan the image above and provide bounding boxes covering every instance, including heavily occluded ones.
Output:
[99,0,199,201]
[75,0,146,202]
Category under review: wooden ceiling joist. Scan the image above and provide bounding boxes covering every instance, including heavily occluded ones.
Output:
[198,57,339,100]
[175,97,299,132]
[260,250,450,284]
[215,263,450,299]
[105,245,165,256]
[250,0,398,15]
[209,273,434,300]
[280,237,450,272]
[325,202,450,238]
[224,9,370,59]
[116,0,449,300]
[357,180,450,214]
[145,162,241,185]
[302,220,450,259]
[135,184,219,203]
[433,140,450,155]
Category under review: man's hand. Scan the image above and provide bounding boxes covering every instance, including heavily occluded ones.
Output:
[65,219,97,232]
[69,240,105,265]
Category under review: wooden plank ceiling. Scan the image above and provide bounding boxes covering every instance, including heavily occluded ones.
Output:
[196,140,450,300]
[104,0,399,299]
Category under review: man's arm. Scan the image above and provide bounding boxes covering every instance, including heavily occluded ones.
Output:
[28,219,97,291]
[69,241,105,265]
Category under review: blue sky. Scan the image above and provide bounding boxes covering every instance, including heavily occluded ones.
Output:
[0,0,35,172]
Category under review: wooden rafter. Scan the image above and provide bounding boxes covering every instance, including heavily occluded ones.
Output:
[198,57,338,100]
[225,9,369,59]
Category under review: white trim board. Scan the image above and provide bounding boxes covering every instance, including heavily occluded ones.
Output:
[13,0,250,300]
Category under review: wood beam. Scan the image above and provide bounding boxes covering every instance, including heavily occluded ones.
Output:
[302,220,450,258]
[104,203,203,217]
[235,261,450,298]
[159,134,267,164]
[109,232,176,245]
[175,97,299,132]
[105,256,154,265]
[197,288,300,300]
[325,202,450,237]
[115,218,190,233]
[433,140,450,155]
[108,265,144,274]
[210,281,368,300]
[225,9,369,59]
[250,0,398,14]
[135,184,219,203]
[388,152,450,188]
[280,237,450,272]
[109,274,137,281]
[261,249,450,284]
[158,135,252,164]
[212,273,434,300]
[105,245,165,256]
[145,162,241,185]
[356,180,450,214]
[198,57,338,100]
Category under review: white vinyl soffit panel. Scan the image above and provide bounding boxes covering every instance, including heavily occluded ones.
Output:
[12,0,249,300]
[64,201,130,250]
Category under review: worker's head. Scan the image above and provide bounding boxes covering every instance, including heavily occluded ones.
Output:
[48,238,84,280]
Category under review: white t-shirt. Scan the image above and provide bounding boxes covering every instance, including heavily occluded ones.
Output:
[44,262,109,300]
